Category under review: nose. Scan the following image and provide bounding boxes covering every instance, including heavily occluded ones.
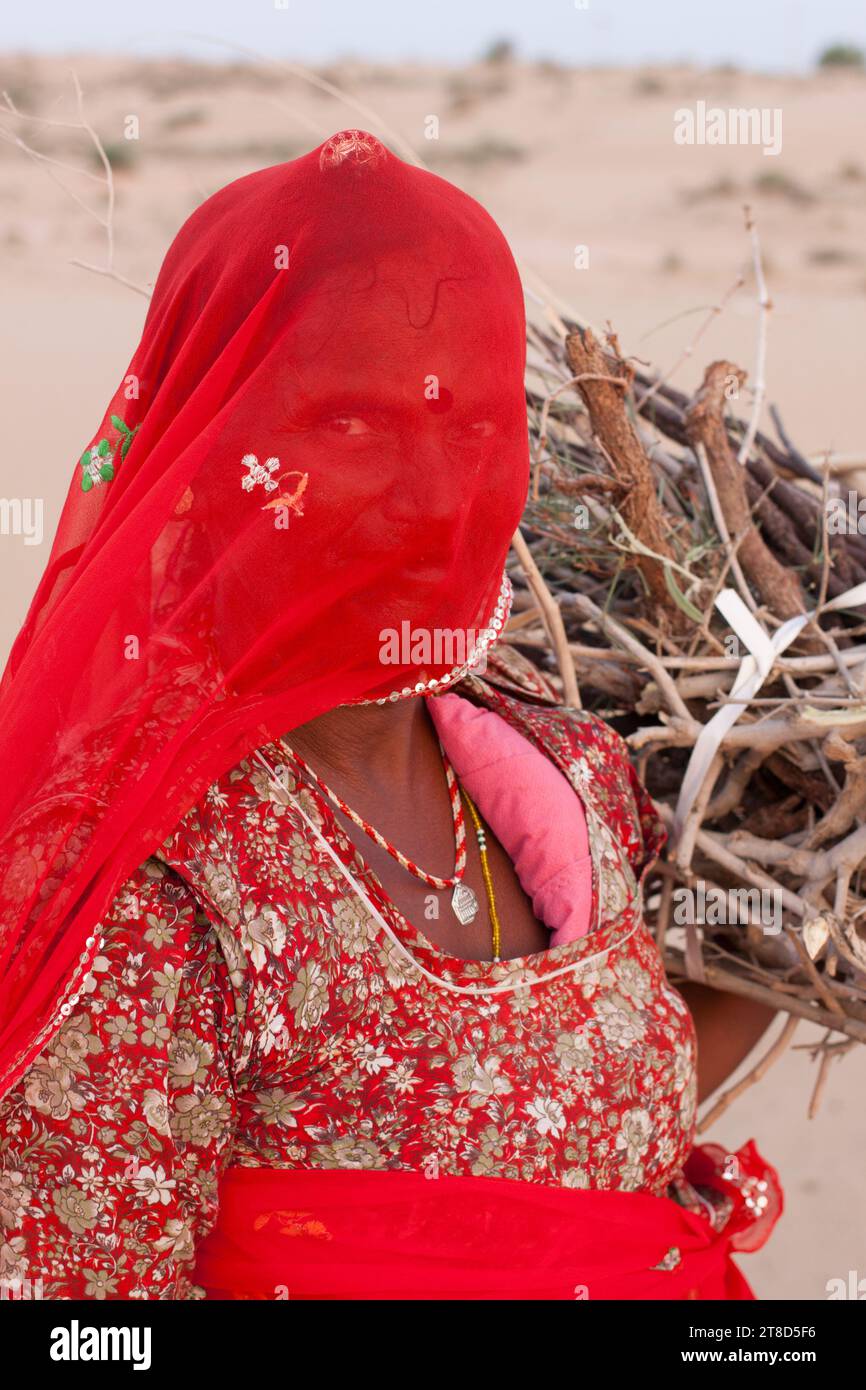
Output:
[384,423,458,530]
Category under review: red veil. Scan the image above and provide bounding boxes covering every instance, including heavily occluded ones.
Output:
[0,130,529,1094]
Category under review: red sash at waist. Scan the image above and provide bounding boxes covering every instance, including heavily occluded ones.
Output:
[193,1143,781,1301]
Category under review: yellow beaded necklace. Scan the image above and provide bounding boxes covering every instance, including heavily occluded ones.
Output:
[461,788,503,962]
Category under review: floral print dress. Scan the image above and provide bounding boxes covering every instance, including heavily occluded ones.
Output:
[1,659,726,1300]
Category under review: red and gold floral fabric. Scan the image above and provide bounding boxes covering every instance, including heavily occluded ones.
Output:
[0,664,768,1300]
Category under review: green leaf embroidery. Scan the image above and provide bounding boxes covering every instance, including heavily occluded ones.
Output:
[119,424,139,459]
[78,416,139,491]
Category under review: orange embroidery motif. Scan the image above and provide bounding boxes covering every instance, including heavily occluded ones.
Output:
[261,470,309,518]
[252,1209,332,1241]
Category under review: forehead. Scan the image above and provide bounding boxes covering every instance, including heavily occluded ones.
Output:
[279,257,523,405]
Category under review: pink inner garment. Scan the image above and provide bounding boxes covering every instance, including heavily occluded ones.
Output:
[427,692,592,945]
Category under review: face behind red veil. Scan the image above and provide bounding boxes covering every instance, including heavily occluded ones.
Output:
[0,130,529,1094]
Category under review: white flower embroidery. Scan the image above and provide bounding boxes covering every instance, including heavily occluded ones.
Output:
[566,759,595,792]
[132,1163,176,1206]
[351,1041,394,1075]
[525,1095,566,1138]
[82,451,115,488]
[241,453,280,493]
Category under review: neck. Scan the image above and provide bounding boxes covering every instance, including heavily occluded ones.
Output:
[287,697,433,793]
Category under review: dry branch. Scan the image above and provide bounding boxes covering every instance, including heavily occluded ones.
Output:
[564,326,685,625]
[685,361,807,624]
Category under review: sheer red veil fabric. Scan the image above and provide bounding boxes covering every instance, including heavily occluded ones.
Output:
[0,130,529,1095]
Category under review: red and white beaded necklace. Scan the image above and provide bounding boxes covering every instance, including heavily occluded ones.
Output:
[281,739,480,926]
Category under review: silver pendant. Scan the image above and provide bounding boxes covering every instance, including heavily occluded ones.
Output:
[451,882,479,925]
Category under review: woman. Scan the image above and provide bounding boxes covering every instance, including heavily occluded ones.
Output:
[0,129,780,1301]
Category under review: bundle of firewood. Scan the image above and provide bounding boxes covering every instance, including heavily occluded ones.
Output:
[509,292,866,1107]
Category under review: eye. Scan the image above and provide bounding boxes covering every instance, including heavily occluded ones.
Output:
[323,415,373,436]
[450,419,496,443]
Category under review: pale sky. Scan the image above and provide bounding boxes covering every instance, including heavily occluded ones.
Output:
[2,0,864,73]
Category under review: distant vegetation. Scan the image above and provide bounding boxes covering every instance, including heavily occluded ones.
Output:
[482,37,516,65]
[817,43,865,68]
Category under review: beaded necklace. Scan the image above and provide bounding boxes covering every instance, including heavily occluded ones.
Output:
[281,739,500,949]
[283,738,483,925]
